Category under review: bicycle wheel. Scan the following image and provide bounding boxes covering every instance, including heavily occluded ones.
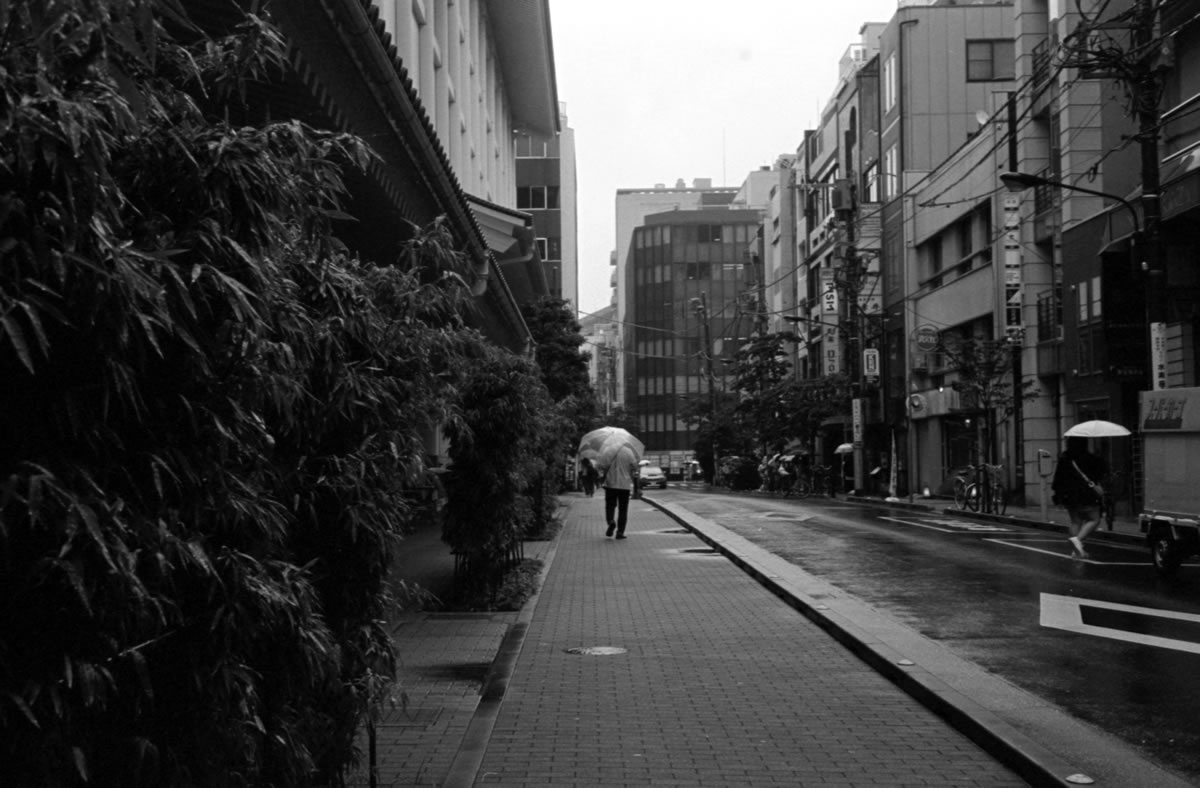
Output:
[964,483,980,512]
[991,484,1008,515]
[953,479,967,509]
[794,477,811,498]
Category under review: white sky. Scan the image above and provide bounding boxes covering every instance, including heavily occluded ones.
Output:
[548,0,902,318]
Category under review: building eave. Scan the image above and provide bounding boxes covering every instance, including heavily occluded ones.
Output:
[484,0,560,135]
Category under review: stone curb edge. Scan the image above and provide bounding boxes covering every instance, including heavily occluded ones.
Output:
[647,497,1185,788]
[440,516,563,788]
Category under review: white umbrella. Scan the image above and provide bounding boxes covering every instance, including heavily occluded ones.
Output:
[578,427,644,465]
[834,442,855,455]
[1064,420,1131,438]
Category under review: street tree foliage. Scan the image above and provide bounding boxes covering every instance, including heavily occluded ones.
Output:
[0,2,544,785]
[521,297,591,402]
[678,390,752,483]
[943,336,1038,464]
[521,296,599,440]
[441,343,562,597]
[772,373,855,450]
[730,331,799,450]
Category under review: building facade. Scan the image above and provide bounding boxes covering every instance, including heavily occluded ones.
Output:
[624,209,765,473]
[516,102,579,307]
[612,180,740,406]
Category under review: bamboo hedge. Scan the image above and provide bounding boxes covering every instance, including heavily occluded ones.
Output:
[0,2,568,785]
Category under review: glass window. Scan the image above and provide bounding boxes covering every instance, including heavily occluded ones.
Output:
[883,145,898,201]
[1078,280,1089,322]
[862,162,880,203]
[966,40,1015,81]
[884,53,897,111]
[1091,275,1101,318]
[517,186,547,209]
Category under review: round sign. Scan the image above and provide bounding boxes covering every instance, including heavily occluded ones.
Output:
[914,324,939,352]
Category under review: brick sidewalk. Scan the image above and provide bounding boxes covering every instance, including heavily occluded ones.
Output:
[470,497,1027,787]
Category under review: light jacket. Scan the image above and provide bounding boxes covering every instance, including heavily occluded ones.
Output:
[599,445,638,491]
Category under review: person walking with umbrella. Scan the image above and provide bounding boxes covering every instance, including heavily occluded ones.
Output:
[579,457,598,497]
[1052,435,1109,558]
[597,443,639,539]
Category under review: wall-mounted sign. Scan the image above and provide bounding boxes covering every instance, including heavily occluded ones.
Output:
[863,348,879,382]
[914,324,939,352]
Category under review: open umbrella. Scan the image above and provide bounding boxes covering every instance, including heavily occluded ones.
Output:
[1064,420,1131,438]
[834,442,855,455]
[578,427,644,466]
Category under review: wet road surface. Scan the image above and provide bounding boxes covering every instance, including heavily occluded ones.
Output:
[653,489,1200,784]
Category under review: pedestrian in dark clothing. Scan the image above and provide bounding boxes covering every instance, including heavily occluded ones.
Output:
[597,444,638,539]
[1052,436,1108,558]
[579,458,598,497]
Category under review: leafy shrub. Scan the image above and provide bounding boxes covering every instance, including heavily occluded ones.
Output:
[0,4,481,785]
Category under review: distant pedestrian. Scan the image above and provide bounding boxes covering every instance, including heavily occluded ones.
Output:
[1052,436,1108,558]
[597,444,638,539]
[579,458,598,497]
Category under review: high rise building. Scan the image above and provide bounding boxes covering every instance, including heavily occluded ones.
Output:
[516,103,579,306]
[612,180,739,408]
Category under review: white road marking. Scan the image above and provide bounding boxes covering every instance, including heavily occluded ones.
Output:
[1040,593,1200,654]
[982,538,1147,564]
[879,515,1013,533]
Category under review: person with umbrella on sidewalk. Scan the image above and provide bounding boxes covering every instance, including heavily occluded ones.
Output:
[597,442,639,539]
[1052,435,1110,558]
[579,427,644,539]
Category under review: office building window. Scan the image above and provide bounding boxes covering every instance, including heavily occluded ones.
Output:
[862,162,880,203]
[517,186,559,210]
[966,40,1015,81]
[883,145,898,201]
[883,53,897,111]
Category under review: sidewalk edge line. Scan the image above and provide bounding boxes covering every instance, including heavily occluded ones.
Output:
[646,497,1162,788]
[439,507,563,788]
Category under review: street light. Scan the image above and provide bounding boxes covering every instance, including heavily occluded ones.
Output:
[998,169,1137,261]
[1003,168,1162,423]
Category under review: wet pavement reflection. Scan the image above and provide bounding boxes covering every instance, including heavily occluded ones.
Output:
[660,490,1200,784]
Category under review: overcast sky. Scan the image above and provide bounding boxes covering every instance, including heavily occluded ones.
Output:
[548,0,902,318]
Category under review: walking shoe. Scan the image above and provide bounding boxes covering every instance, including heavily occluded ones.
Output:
[615,534,627,540]
[606,524,615,537]
[1068,536,1088,558]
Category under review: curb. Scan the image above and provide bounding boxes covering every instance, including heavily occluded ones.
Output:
[645,496,1192,788]
[441,525,561,788]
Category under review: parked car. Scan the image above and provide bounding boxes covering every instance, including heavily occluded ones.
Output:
[638,464,667,489]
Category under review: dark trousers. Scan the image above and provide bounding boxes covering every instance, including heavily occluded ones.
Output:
[604,487,631,534]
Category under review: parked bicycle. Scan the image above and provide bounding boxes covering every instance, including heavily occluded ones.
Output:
[954,463,1007,515]
[794,464,835,498]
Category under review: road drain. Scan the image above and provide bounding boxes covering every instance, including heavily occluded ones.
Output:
[658,528,692,534]
[564,646,627,656]
[680,547,721,556]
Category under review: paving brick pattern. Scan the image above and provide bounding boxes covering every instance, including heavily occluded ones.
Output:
[345,613,513,787]
[473,498,1027,787]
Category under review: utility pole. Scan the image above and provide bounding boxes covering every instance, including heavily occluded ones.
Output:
[691,293,718,484]
[1132,0,1167,390]
[834,176,866,494]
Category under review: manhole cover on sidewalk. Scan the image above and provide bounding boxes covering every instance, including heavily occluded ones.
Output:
[563,646,627,656]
